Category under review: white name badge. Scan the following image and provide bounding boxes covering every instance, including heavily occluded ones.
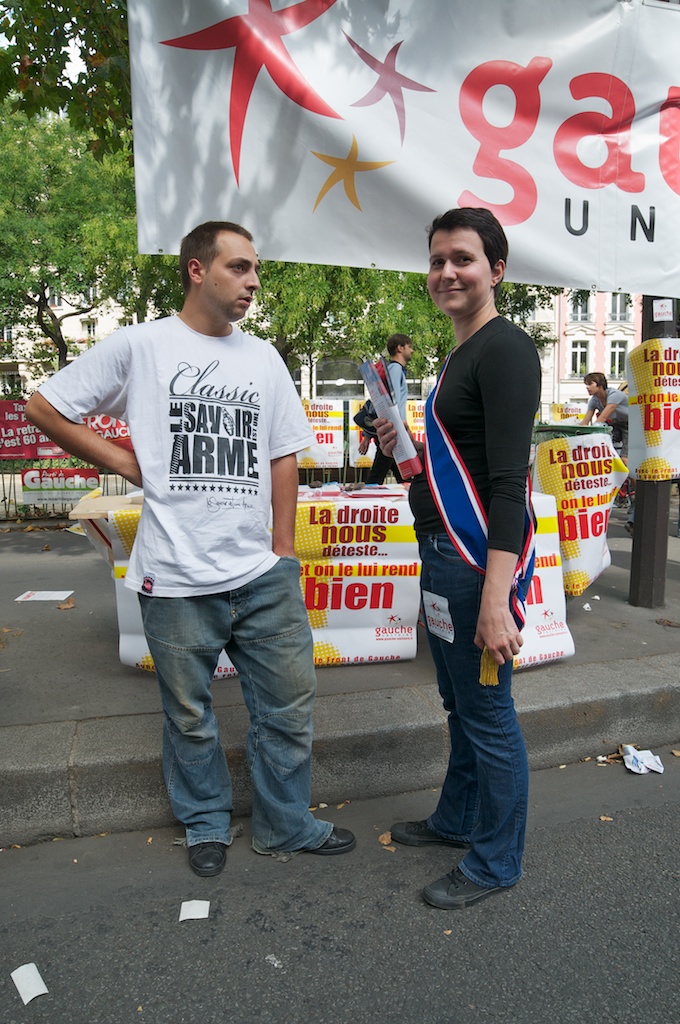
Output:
[422,590,455,644]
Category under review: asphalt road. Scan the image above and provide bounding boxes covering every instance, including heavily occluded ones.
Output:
[1,755,679,1024]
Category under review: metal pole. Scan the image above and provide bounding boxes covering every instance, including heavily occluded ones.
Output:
[628,295,677,607]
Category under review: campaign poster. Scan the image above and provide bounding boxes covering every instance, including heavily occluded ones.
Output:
[627,338,680,481]
[21,467,101,505]
[0,400,65,459]
[406,400,425,446]
[295,493,420,666]
[297,399,344,470]
[513,491,574,670]
[85,415,135,452]
[101,492,420,674]
[532,434,628,596]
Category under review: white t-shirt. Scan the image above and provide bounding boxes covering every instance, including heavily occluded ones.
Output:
[39,317,314,596]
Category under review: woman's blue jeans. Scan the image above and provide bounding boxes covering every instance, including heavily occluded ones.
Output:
[138,557,331,854]
[419,535,528,888]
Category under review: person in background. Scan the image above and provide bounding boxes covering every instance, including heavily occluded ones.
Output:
[581,372,633,532]
[376,208,540,909]
[359,333,413,484]
[581,372,629,457]
[26,220,355,877]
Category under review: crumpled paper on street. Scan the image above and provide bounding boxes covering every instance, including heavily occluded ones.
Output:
[622,745,664,774]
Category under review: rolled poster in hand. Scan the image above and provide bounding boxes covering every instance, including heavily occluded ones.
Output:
[360,359,422,479]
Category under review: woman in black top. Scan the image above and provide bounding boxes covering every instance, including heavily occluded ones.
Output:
[377,208,541,909]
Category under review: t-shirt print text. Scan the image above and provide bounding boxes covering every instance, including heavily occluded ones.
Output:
[167,359,260,509]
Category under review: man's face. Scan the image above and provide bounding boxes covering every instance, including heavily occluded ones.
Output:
[585,380,600,396]
[427,227,503,321]
[198,231,261,323]
[400,342,414,364]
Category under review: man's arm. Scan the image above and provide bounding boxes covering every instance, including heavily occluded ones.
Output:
[25,393,143,486]
[581,409,594,425]
[270,452,299,557]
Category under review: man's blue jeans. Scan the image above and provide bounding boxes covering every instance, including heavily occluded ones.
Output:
[138,557,332,854]
[419,535,529,888]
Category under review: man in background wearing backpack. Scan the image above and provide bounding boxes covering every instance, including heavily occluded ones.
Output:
[359,333,413,484]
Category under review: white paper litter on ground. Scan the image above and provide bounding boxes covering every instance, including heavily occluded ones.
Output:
[15,591,74,602]
[10,963,48,1004]
[622,745,664,774]
[178,900,210,921]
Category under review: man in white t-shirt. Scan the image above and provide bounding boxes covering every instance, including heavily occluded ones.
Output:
[26,221,356,876]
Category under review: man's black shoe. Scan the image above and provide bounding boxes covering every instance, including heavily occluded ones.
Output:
[423,865,507,909]
[188,841,227,877]
[390,820,470,848]
[306,827,356,855]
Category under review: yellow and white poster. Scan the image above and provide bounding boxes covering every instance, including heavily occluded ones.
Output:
[406,400,425,446]
[513,492,574,670]
[297,399,345,469]
[627,338,680,481]
[104,493,420,674]
[295,492,420,665]
[532,434,628,596]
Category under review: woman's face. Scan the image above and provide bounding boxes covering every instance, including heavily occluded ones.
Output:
[427,227,504,322]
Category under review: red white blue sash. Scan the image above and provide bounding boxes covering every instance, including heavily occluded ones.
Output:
[424,356,535,629]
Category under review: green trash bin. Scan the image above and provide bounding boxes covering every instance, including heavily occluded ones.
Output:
[532,422,612,445]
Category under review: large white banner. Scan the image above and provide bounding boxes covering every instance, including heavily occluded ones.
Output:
[129,0,680,294]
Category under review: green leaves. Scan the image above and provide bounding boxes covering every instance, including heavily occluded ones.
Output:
[0,1,131,158]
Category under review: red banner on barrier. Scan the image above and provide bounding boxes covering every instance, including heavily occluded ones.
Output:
[0,401,65,459]
[0,401,135,460]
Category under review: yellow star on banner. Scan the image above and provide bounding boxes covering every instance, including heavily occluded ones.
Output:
[311,135,394,211]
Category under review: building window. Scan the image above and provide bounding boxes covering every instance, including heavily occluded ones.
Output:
[48,291,62,308]
[570,340,589,377]
[0,326,13,342]
[0,372,22,397]
[570,296,590,322]
[81,319,97,339]
[610,293,630,322]
[316,358,363,398]
[610,341,628,379]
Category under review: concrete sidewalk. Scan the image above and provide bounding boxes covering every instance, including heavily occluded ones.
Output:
[2,504,680,846]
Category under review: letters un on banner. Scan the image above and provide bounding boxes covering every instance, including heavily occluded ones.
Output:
[627,337,680,481]
[129,0,680,295]
[533,435,628,596]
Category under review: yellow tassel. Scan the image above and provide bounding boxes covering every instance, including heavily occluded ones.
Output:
[479,647,500,686]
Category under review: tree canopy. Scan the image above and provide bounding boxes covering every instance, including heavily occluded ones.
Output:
[0,1,131,157]
[0,101,182,376]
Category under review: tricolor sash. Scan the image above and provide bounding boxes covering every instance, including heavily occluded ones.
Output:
[424,355,535,631]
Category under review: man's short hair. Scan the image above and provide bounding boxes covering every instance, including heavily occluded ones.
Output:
[387,333,411,357]
[179,221,254,293]
[584,372,608,390]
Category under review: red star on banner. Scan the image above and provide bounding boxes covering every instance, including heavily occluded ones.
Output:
[162,0,341,185]
[344,35,435,144]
